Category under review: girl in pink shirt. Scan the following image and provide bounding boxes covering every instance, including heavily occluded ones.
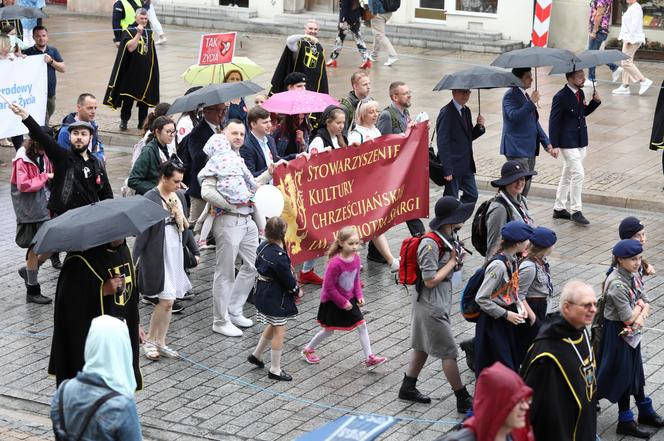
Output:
[301,226,387,368]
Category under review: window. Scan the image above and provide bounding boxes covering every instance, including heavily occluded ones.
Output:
[612,0,664,28]
[455,0,498,13]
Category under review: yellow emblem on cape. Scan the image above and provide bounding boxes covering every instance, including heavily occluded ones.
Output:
[303,46,319,68]
[107,263,133,306]
[277,170,308,255]
[137,36,147,56]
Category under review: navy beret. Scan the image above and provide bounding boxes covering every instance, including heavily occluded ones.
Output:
[500,221,534,243]
[612,239,643,258]
[530,226,557,248]
[618,216,644,240]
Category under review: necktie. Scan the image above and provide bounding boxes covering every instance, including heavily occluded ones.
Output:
[462,107,471,132]
[575,90,582,104]
[525,92,530,101]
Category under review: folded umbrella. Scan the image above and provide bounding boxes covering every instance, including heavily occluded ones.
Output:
[491,47,582,89]
[433,66,523,114]
[548,49,628,75]
[262,89,340,115]
[31,196,169,254]
[0,5,47,19]
[182,56,266,85]
[167,80,264,115]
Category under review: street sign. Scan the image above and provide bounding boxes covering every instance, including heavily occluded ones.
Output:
[198,32,237,66]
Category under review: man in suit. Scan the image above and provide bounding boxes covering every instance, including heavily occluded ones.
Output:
[240,106,282,177]
[549,70,601,225]
[373,81,425,261]
[182,103,227,226]
[436,89,486,204]
[500,68,558,197]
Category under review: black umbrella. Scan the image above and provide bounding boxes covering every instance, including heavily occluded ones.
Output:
[0,5,47,19]
[31,196,169,254]
[433,66,523,114]
[167,80,264,115]
[491,47,582,89]
[549,49,629,91]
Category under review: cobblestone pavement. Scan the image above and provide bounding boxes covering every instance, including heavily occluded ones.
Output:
[2,9,664,441]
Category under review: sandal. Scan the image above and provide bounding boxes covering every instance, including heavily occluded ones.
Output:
[143,342,160,360]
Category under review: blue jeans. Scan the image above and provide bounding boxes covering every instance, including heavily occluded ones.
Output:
[443,174,478,204]
[587,32,618,80]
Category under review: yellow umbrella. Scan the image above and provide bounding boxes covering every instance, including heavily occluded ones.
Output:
[181,56,266,85]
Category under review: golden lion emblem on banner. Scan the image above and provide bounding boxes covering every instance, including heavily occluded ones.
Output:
[277,170,308,255]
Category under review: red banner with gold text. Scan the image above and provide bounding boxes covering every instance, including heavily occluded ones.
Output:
[273,122,429,265]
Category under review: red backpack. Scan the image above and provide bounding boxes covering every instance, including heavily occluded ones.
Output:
[398,232,446,286]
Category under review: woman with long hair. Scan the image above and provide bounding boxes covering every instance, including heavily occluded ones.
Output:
[273,113,311,156]
[308,105,347,152]
[128,116,176,195]
[224,69,248,125]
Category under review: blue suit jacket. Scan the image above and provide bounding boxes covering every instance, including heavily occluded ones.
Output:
[182,120,214,198]
[548,86,600,149]
[240,133,280,177]
[500,88,550,157]
[436,100,485,177]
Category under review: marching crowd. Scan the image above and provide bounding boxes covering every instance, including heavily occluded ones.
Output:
[3,0,664,439]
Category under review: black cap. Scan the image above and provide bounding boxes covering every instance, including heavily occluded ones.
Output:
[284,71,307,87]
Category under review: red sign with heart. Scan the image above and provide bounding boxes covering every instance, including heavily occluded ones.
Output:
[198,32,237,66]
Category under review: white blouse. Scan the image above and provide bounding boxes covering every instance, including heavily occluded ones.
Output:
[619,2,646,44]
[348,125,381,144]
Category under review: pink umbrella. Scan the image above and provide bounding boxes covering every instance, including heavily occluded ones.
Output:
[262,90,340,115]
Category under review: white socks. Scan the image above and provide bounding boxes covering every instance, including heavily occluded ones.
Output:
[357,324,372,358]
[252,335,271,359]
[270,349,282,375]
[306,329,334,350]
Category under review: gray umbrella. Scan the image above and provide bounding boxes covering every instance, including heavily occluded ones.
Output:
[548,49,628,75]
[491,47,582,89]
[31,196,169,254]
[0,5,47,19]
[167,80,264,115]
[433,66,523,114]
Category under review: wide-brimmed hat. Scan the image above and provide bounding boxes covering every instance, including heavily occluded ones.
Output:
[491,160,537,188]
[429,196,475,230]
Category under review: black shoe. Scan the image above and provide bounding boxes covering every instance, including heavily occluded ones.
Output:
[268,370,292,381]
[26,284,52,305]
[172,300,185,314]
[552,209,571,220]
[141,296,158,306]
[119,120,128,131]
[459,338,475,372]
[638,413,664,428]
[617,421,653,439]
[367,241,387,264]
[454,386,473,414]
[18,266,27,288]
[50,254,62,269]
[247,354,265,368]
[571,211,590,225]
[398,374,431,403]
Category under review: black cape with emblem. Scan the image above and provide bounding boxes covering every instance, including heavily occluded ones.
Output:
[521,313,597,441]
[650,80,664,150]
[103,22,160,110]
[48,241,142,390]
[270,38,328,94]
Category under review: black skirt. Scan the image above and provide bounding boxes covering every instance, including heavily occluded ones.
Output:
[474,304,520,378]
[597,320,645,403]
[317,298,365,331]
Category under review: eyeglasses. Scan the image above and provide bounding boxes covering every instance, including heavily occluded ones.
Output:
[567,301,598,310]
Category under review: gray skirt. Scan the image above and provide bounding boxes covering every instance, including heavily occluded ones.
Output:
[410,282,458,360]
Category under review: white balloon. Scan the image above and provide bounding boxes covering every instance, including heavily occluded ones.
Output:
[254,185,285,218]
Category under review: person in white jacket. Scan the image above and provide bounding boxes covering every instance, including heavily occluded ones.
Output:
[613,0,652,95]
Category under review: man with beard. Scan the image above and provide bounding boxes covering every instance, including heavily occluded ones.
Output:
[270,20,328,94]
[9,104,113,216]
[104,8,160,131]
[57,93,104,162]
[521,280,598,441]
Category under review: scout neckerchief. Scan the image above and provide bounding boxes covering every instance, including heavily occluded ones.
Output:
[499,190,533,225]
[528,256,553,297]
[564,328,595,402]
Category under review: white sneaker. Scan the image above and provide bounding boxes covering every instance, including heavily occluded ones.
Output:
[230,314,253,328]
[612,85,630,95]
[612,67,623,83]
[212,321,243,337]
[583,79,595,88]
[384,57,399,67]
[639,78,653,95]
[390,257,400,273]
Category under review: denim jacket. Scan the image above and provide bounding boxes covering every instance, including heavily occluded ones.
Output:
[51,372,142,441]
[369,0,386,14]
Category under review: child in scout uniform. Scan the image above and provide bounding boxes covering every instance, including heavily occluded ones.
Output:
[596,239,664,439]
[474,221,533,377]
[397,196,474,413]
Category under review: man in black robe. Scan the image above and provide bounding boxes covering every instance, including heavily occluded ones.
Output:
[521,280,597,441]
[650,81,664,182]
[48,240,143,390]
[270,19,328,94]
[103,7,159,131]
